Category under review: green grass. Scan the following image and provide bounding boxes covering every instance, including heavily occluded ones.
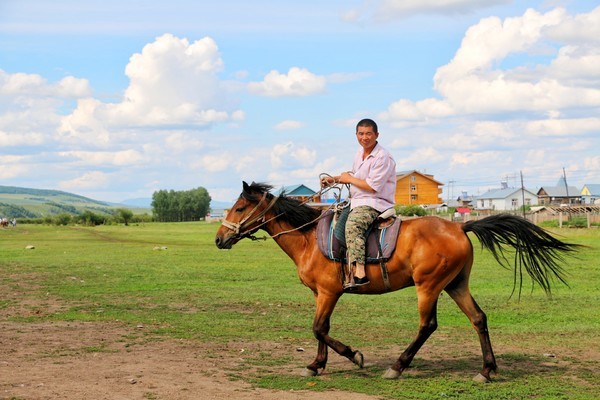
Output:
[1,222,599,399]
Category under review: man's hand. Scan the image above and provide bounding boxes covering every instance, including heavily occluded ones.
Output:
[320,176,338,187]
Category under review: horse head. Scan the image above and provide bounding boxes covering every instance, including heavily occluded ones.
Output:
[215,181,276,249]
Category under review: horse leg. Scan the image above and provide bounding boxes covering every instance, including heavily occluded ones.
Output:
[445,284,497,382]
[384,291,439,379]
[304,293,363,376]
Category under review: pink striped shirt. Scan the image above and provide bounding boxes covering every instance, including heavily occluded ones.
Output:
[349,142,397,212]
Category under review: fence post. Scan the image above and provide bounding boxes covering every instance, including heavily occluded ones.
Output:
[559,212,563,228]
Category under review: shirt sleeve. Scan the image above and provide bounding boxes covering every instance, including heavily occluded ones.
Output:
[365,153,395,192]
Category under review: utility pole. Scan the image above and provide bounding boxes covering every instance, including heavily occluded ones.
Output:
[520,171,526,218]
[447,180,455,204]
[562,167,570,204]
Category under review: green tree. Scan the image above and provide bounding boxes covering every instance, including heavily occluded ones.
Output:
[151,187,211,222]
[116,208,134,226]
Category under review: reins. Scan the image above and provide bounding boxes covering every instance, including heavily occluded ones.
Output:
[223,178,348,242]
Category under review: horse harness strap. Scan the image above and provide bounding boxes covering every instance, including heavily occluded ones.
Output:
[376,231,392,291]
[221,192,279,240]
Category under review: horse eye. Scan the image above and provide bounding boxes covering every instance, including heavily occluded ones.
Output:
[235,207,245,213]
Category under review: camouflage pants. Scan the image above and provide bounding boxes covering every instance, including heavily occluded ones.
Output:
[345,205,380,265]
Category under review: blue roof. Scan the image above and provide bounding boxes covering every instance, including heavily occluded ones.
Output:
[476,187,537,200]
[539,185,580,197]
[583,184,600,195]
[275,184,317,196]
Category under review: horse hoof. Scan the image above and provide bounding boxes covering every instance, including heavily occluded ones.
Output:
[353,351,364,369]
[473,373,491,383]
[382,368,401,380]
[301,368,318,377]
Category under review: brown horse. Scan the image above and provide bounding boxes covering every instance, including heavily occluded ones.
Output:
[215,182,579,381]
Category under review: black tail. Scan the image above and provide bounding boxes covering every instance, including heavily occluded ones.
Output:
[463,214,580,297]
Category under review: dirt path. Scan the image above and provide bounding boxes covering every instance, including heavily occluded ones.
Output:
[0,321,380,400]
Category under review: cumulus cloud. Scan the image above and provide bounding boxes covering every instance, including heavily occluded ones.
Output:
[270,142,317,169]
[381,7,600,127]
[248,67,326,97]
[59,34,243,142]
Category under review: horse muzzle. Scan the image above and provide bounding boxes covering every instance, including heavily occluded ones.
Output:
[215,232,237,249]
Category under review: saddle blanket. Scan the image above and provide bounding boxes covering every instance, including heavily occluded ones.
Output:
[316,209,402,263]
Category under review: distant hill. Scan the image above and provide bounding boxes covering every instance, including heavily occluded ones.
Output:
[120,197,152,208]
[0,185,125,218]
[0,185,233,219]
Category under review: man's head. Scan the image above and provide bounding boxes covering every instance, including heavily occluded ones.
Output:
[356,118,378,134]
[355,118,379,152]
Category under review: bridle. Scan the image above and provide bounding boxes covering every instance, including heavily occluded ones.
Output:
[221,177,348,242]
[221,191,280,242]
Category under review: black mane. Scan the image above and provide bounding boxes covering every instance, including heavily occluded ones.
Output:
[242,182,321,232]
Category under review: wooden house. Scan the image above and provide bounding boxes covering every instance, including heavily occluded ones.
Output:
[395,170,444,206]
[537,177,580,206]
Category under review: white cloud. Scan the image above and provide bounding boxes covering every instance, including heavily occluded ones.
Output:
[270,142,317,169]
[58,150,145,166]
[0,156,29,179]
[248,67,326,97]
[59,171,111,190]
[526,117,600,137]
[0,130,45,147]
[0,70,90,97]
[274,120,305,130]
[59,34,242,141]
[194,153,233,173]
[381,7,600,128]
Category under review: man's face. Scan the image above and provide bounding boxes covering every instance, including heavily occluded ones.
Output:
[356,125,379,152]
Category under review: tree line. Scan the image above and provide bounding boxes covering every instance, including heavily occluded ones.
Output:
[151,187,211,222]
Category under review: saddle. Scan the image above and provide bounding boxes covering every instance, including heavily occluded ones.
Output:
[316,207,401,263]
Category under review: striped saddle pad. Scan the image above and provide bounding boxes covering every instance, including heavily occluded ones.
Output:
[316,209,401,263]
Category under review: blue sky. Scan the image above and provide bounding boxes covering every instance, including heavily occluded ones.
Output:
[1,0,599,204]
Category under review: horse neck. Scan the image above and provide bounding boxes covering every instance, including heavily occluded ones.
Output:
[263,217,313,265]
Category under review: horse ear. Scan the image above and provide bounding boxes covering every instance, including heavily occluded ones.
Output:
[242,181,250,193]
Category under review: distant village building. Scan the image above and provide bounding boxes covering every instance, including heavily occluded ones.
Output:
[581,184,600,205]
[475,181,538,211]
[537,177,581,206]
[276,184,321,203]
[395,170,444,206]
[456,191,475,207]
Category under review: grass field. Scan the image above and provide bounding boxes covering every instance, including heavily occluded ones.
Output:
[1,222,599,399]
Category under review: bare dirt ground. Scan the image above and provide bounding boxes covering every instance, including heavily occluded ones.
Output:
[0,319,383,400]
[2,280,598,400]
[0,277,383,400]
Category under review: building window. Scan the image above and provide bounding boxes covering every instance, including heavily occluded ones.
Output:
[411,185,417,191]
[511,199,518,207]
[411,195,417,201]
[525,198,531,205]
[411,176,416,181]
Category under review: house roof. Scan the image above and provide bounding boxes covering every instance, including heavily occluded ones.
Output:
[538,185,580,197]
[582,184,600,195]
[476,187,537,200]
[276,184,317,197]
[396,170,444,185]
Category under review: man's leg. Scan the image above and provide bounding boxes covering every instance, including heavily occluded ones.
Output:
[344,206,379,288]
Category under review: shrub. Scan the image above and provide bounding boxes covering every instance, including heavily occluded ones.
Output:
[396,204,427,217]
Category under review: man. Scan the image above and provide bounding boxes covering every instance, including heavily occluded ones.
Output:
[322,118,397,290]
